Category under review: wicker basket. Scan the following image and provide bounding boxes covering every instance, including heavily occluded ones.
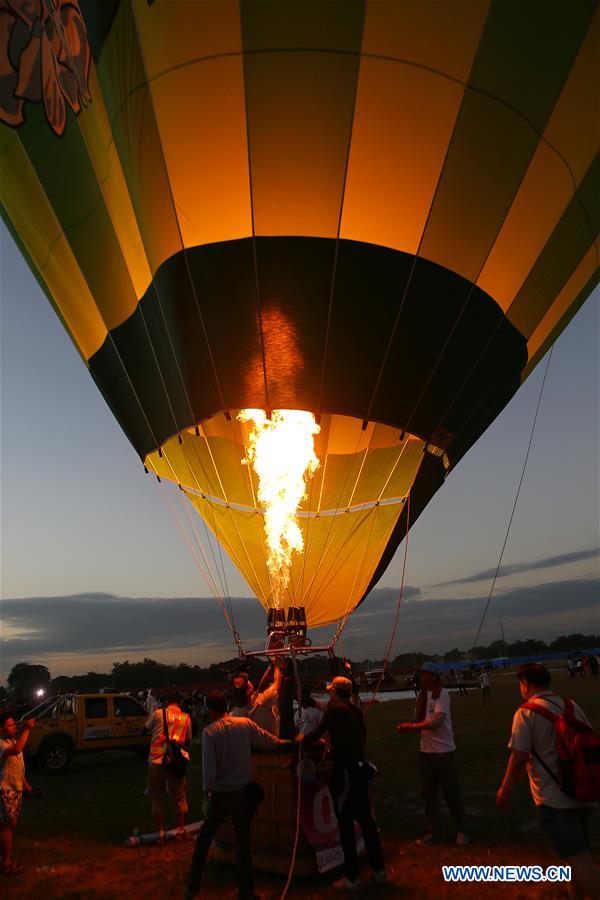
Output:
[212,751,319,876]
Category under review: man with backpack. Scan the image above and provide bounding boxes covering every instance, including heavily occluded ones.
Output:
[145,691,192,845]
[496,663,600,899]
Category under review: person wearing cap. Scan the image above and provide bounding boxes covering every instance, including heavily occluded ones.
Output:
[185,690,292,900]
[299,675,387,891]
[396,661,469,846]
[230,660,283,736]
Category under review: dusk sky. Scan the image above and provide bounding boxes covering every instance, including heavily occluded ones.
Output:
[1,226,598,681]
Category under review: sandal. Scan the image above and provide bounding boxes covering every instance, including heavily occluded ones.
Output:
[2,862,24,875]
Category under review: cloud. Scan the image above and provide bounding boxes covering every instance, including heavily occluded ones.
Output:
[433,547,600,587]
[1,576,597,679]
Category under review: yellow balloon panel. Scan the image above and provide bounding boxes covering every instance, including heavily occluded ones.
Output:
[183,489,406,628]
[145,411,432,626]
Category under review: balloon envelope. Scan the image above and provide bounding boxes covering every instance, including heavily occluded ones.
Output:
[1,0,598,626]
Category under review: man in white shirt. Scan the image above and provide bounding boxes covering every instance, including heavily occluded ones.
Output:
[396,661,469,845]
[229,660,283,736]
[496,663,600,900]
[479,668,492,705]
[294,686,324,735]
[186,690,292,900]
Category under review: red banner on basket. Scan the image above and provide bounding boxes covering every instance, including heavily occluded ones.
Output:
[297,765,365,874]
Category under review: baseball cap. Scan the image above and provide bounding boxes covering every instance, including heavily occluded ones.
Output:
[326,676,353,695]
[419,661,441,675]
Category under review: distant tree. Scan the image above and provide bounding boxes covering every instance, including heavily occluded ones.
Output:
[508,638,548,657]
[51,672,110,694]
[52,676,74,694]
[7,663,51,703]
[392,652,427,669]
[443,648,463,663]
[549,634,600,652]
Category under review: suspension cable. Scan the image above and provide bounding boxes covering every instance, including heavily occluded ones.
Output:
[471,347,553,650]
[153,479,244,654]
[174,486,244,651]
[363,491,411,713]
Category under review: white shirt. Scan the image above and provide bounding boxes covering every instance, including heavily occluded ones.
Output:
[202,715,283,792]
[480,671,490,688]
[420,688,456,753]
[294,705,323,735]
[231,682,280,736]
[509,691,590,809]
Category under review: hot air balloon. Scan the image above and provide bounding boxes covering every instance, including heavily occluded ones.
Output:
[1,0,598,650]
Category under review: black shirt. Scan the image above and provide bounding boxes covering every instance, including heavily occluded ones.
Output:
[304,700,366,770]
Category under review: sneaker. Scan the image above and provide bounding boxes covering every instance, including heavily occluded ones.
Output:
[372,870,388,884]
[414,833,441,846]
[332,877,362,892]
[456,832,471,845]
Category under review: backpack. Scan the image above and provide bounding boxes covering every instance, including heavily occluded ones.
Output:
[161,707,188,779]
[521,697,600,802]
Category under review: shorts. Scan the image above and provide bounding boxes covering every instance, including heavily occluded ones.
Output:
[148,763,189,817]
[0,788,22,829]
[538,805,591,858]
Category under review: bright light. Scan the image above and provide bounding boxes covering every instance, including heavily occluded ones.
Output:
[35,688,45,698]
[239,409,320,606]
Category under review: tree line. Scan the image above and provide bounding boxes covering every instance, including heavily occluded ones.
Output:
[2,633,598,702]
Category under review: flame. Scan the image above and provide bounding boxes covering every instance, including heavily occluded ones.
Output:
[238,409,320,607]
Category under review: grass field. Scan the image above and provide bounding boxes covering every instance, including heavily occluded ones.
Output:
[8,670,599,898]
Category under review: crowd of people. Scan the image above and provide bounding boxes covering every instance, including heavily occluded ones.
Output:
[567,655,600,678]
[0,660,598,897]
[141,660,599,898]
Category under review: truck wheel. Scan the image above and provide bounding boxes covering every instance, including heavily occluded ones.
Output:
[37,737,73,774]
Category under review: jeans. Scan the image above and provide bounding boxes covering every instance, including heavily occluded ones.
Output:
[330,765,384,882]
[187,784,262,898]
[419,751,467,837]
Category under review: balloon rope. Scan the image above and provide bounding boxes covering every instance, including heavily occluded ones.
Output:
[179,434,242,633]
[471,347,553,650]
[175,487,244,651]
[154,479,244,654]
[184,432,254,624]
[363,491,411,714]
[279,649,303,900]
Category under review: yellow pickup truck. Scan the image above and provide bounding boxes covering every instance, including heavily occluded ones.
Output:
[24,693,150,773]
